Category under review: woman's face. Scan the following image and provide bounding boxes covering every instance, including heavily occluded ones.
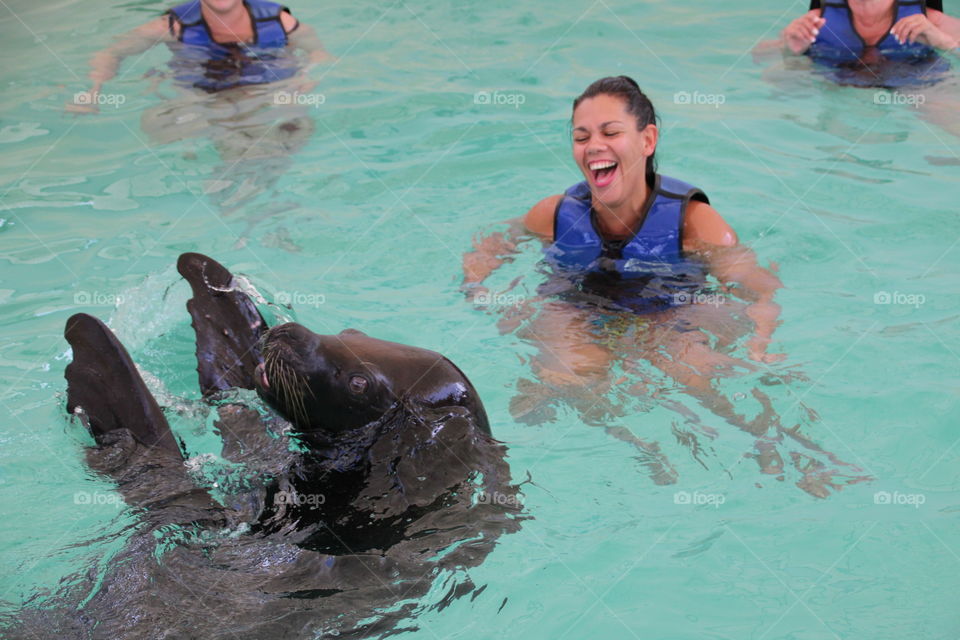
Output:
[572,93,657,211]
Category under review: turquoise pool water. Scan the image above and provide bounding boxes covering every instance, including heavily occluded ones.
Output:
[2,0,960,637]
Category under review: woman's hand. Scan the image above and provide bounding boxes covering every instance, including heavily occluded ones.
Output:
[65,88,101,115]
[783,12,826,55]
[891,14,959,50]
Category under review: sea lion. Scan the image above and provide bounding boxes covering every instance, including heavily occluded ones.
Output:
[14,253,522,640]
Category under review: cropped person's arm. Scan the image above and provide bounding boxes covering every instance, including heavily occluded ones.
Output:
[929,9,960,41]
[780,10,825,56]
[752,9,824,59]
[683,202,785,364]
[892,10,960,53]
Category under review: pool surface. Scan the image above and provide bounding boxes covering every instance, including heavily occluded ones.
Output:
[1,0,959,638]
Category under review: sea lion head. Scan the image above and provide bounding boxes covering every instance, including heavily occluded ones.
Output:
[255,323,489,435]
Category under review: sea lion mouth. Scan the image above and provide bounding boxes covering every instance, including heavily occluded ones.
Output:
[258,328,317,430]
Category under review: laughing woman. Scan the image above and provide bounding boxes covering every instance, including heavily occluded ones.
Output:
[463,76,861,495]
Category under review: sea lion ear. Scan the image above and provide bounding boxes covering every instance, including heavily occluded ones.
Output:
[339,328,368,337]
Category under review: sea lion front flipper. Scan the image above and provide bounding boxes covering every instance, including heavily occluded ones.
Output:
[64,313,181,456]
[177,252,267,396]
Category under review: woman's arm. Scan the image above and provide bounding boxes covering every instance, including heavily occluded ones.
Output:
[462,219,528,288]
[461,195,560,291]
[892,10,960,52]
[67,16,173,113]
[683,202,785,364]
[284,18,334,70]
[752,9,824,59]
[781,10,826,56]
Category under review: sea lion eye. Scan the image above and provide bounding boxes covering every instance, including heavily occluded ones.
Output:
[348,375,368,394]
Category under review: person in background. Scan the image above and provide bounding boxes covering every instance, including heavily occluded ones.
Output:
[69,0,330,110]
[66,0,333,226]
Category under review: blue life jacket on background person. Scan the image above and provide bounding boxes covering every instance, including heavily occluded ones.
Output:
[810,0,941,12]
[542,175,710,314]
[808,1,950,88]
[166,0,299,92]
[811,0,934,63]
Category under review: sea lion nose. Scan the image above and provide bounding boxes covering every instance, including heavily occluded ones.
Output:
[254,362,269,389]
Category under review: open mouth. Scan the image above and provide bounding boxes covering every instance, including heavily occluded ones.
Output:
[588,160,618,188]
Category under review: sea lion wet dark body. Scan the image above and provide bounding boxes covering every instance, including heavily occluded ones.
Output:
[15,253,521,640]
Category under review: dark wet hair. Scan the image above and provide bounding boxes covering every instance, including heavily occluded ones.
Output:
[573,76,658,185]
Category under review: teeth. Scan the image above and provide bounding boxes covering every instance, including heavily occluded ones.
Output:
[589,161,617,170]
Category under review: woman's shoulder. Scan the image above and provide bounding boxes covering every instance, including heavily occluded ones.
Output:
[683,200,738,250]
[279,9,298,34]
[524,194,563,239]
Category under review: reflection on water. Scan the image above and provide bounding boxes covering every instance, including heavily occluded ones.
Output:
[501,268,871,498]
[141,76,316,219]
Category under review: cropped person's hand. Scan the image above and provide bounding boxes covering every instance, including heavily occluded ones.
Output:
[891,14,958,50]
[783,13,826,54]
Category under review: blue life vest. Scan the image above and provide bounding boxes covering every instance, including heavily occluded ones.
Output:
[542,175,710,313]
[167,0,298,92]
[809,1,949,88]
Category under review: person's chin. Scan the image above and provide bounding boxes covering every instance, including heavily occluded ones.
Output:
[591,183,623,209]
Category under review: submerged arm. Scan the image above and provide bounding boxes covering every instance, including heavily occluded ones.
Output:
[462,193,561,292]
[683,201,785,364]
[286,21,335,70]
[68,16,172,112]
[462,218,529,291]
